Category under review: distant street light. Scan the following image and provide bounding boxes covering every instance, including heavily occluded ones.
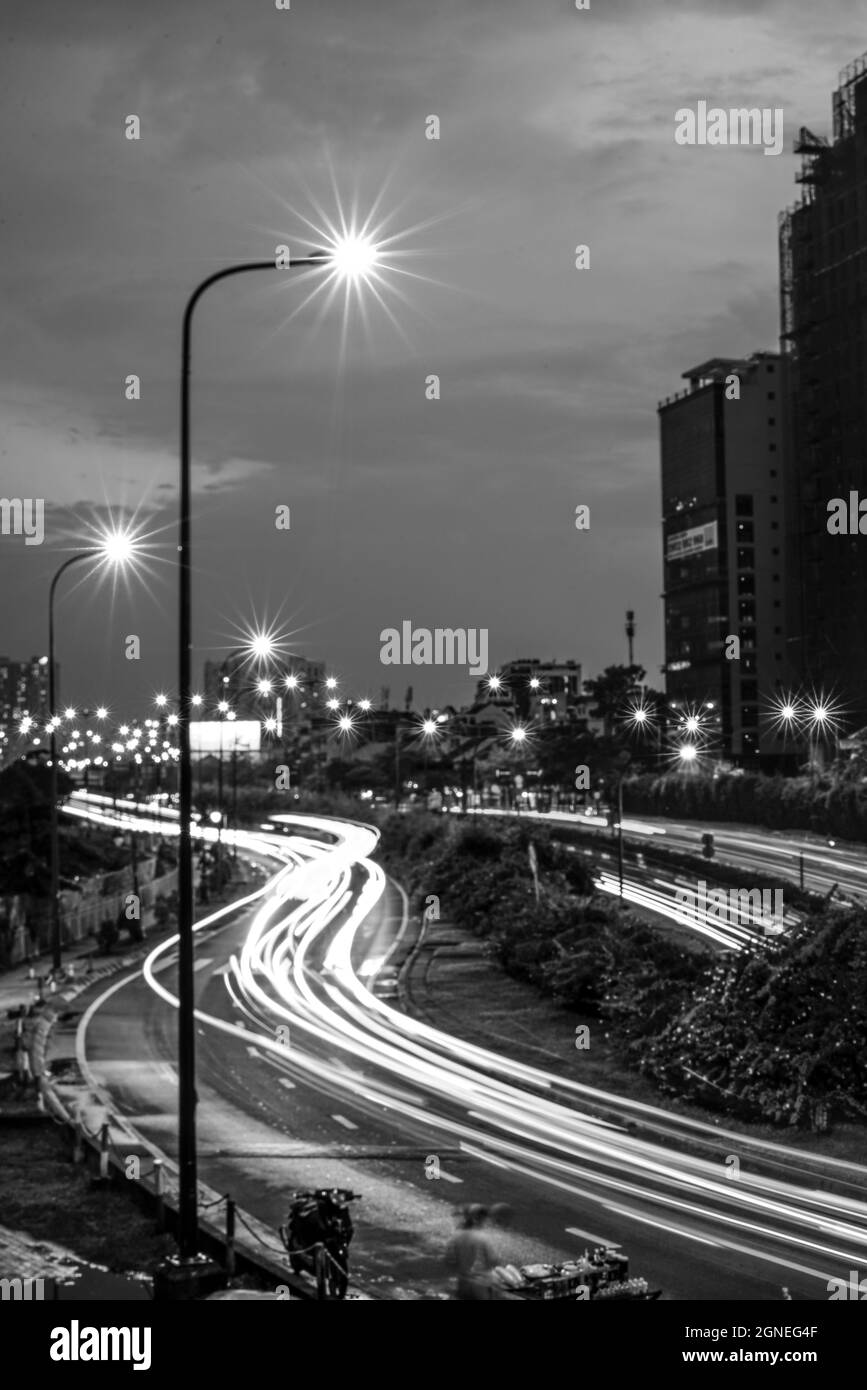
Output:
[48,530,140,972]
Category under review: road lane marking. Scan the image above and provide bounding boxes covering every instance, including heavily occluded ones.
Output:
[565,1226,619,1248]
[599,1202,719,1247]
[332,1114,357,1130]
[246,1044,295,1076]
[439,1170,463,1184]
[194,958,214,972]
[152,955,178,973]
[278,1078,296,1090]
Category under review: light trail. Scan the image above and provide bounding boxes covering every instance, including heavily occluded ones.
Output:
[70,795,867,1292]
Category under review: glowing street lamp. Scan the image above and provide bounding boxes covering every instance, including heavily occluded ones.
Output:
[506,724,531,815]
[48,527,141,974]
[678,744,698,765]
[328,232,379,284]
[172,238,391,1280]
[245,631,275,664]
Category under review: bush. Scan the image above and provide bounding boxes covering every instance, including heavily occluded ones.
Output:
[377,810,867,1131]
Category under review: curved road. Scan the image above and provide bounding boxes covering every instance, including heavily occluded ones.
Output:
[67,795,867,1301]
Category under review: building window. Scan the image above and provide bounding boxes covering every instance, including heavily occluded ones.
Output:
[767,391,776,400]
[737,521,754,541]
[735,495,753,516]
[771,522,779,530]
[768,418,776,426]
[770,469,778,477]
[769,443,777,452]
[770,495,778,503]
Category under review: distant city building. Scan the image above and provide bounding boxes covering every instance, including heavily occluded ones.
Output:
[476,658,584,723]
[779,52,867,724]
[658,353,791,765]
[202,651,326,721]
[0,653,53,724]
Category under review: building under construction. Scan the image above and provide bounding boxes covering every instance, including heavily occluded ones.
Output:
[779,52,867,726]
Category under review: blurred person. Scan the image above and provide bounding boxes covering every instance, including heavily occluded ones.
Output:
[444,1204,497,1300]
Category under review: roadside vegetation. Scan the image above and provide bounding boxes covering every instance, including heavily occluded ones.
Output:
[378,812,867,1134]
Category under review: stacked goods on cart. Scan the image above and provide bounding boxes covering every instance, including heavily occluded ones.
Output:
[493,1247,662,1301]
[509,1263,590,1300]
[595,1277,650,1299]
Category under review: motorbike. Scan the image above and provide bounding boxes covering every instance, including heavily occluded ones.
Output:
[278,1188,360,1299]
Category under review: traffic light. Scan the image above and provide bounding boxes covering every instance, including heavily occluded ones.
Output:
[701,832,715,860]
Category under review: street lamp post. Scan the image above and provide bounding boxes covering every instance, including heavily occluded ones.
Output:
[613,749,632,900]
[394,721,404,809]
[47,537,137,973]
[172,248,352,1284]
[48,552,96,973]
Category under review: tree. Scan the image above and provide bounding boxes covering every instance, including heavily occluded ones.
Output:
[584,665,646,737]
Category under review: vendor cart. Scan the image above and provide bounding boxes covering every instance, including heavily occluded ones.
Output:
[495,1247,662,1301]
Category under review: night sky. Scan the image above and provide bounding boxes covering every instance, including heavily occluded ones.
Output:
[1,0,862,716]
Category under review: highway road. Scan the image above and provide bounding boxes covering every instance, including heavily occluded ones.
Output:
[478,805,867,903]
[67,795,867,1301]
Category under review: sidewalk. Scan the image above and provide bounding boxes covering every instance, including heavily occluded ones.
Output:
[0,934,139,1019]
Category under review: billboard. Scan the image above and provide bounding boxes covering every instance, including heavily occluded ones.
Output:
[666,520,718,561]
[189,720,262,755]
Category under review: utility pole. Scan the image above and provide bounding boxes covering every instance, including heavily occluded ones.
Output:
[394,722,403,809]
[625,610,636,667]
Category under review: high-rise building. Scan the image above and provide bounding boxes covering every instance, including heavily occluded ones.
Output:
[779,52,867,725]
[658,354,791,765]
